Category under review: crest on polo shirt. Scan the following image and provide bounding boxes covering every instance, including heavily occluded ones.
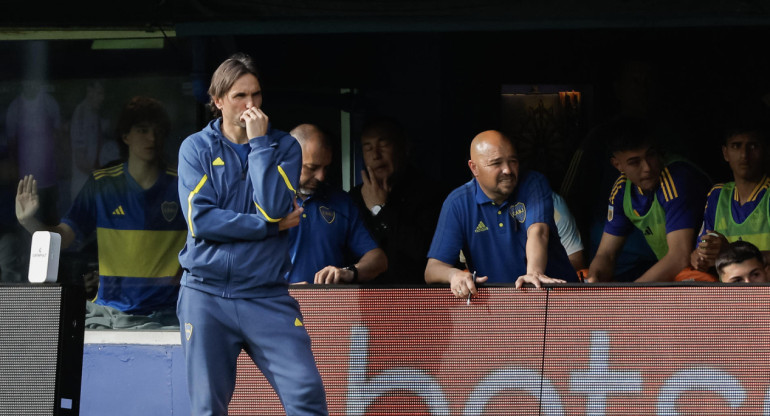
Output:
[607,205,614,222]
[162,201,179,222]
[319,206,336,224]
[510,202,526,223]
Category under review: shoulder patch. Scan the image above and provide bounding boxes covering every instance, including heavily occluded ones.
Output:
[607,205,614,222]
[212,157,225,166]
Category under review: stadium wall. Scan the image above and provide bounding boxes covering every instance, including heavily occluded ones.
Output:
[80,286,770,415]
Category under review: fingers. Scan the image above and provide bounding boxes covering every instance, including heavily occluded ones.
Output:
[366,166,380,189]
[515,274,567,289]
[360,169,371,186]
[314,266,343,284]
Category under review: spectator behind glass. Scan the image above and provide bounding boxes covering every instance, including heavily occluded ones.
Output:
[6,78,62,226]
[286,123,387,284]
[586,117,712,283]
[348,117,445,284]
[692,118,770,277]
[425,130,578,300]
[15,96,187,328]
[716,241,770,283]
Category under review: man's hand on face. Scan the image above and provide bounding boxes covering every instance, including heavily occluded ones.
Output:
[16,174,40,226]
[242,106,269,139]
[360,166,389,211]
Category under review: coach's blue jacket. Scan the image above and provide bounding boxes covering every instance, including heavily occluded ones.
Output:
[177,118,300,298]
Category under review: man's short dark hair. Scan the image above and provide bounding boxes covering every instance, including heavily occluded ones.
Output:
[715,240,765,276]
[208,53,260,117]
[115,96,170,160]
[606,116,657,156]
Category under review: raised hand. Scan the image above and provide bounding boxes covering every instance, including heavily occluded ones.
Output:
[15,175,40,225]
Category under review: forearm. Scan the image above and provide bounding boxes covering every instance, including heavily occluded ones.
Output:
[636,251,690,282]
[525,223,549,275]
[587,253,615,282]
[248,136,300,222]
[355,248,387,282]
[18,218,75,249]
[425,258,461,284]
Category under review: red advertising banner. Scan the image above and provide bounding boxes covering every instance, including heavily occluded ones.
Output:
[229,286,770,415]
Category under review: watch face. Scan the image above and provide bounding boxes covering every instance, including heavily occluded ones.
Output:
[371,205,382,215]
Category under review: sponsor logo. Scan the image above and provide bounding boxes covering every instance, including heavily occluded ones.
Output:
[212,157,225,166]
[475,221,488,233]
[294,317,304,327]
[112,205,125,216]
[184,323,193,341]
[607,205,614,222]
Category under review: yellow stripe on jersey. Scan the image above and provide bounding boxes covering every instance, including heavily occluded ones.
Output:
[165,168,178,177]
[277,166,297,194]
[747,175,770,202]
[93,164,124,180]
[609,174,626,204]
[660,167,678,202]
[97,228,186,278]
[187,174,208,237]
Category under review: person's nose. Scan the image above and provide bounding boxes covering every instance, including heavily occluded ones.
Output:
[315,169,326,183]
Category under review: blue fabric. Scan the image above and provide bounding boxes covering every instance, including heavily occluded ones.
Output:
[177,286,327,416]
[177,119,301,298]
[428,171,576,282]
[62,163,186,314]
[286,185,378,284]
[604,161,711,237]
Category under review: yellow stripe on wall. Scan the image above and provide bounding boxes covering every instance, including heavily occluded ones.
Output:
[97,228,186,278]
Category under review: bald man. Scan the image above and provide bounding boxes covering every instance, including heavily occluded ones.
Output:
[425,130,577,297]
[286,124,387,284]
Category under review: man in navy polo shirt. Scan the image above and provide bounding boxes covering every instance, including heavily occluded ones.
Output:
[286,124,387,284]
[425,130,576,298]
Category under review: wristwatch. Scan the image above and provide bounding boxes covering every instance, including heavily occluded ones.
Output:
[343,265,359,283]
[370,204,384,216]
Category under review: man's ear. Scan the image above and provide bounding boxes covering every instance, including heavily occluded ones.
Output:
[610,156,622,173]
[722,145,729,163]
[468,159,478,177]
[213,96,223,110]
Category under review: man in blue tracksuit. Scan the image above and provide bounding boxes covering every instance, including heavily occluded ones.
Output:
[177,53,328,415]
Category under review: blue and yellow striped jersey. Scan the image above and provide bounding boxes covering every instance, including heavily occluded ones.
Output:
[62,163,187,315]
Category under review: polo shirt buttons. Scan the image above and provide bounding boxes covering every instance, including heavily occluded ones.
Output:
[302,214,307,218]
[499,223,503,227]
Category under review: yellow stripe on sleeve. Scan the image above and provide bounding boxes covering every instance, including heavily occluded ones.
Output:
[254,202,282,222]
[277,165,297,194]
[187,174,208,237]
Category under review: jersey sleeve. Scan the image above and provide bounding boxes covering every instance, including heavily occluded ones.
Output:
[521,171,553,229]
[659,162,710,234]
[427,191,466,266]
[178,137,278,242]
[553,192,584,255]
[61,175,98,242]
[603,174,634,236]
[699,184,722,238]
[345,195,380,259]
[248,131,301,223]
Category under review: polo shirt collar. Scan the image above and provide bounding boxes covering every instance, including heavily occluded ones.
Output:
[473,179,512,208]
